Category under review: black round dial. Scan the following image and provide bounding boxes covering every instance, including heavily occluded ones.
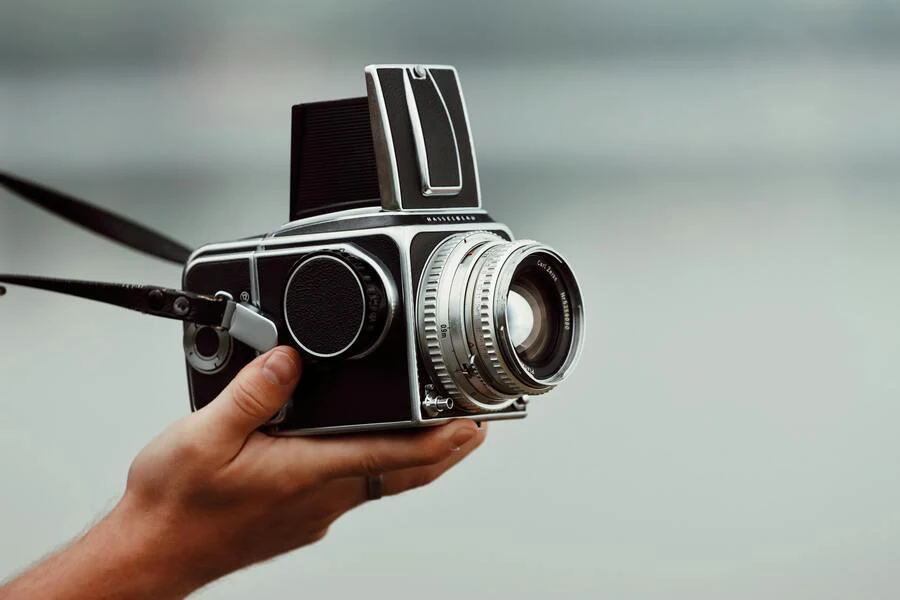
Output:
[283,251,392,359]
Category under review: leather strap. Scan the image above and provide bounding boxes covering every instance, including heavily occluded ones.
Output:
[0,274,228,326]
[0,170,193,265]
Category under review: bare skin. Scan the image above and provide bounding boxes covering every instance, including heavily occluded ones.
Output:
[0,347,487,599]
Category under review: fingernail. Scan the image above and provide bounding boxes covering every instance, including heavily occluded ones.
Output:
[263,350,298,385]
[449,424,477,452]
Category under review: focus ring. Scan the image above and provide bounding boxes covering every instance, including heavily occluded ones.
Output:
[418,231,515,413]
[472,243,549,397]
[419,233,467,405]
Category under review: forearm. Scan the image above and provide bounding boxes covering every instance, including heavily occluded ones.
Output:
[0,347,485,599]
[1,496,203,600]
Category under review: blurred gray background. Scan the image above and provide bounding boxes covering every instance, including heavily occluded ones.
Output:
[1,1,899,598]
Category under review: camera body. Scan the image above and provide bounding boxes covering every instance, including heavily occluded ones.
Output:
[183,212,521,435]
[0,64,583,436]
[182,65,584,435]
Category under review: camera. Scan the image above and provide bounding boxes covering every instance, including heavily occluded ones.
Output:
[0,64,585,435]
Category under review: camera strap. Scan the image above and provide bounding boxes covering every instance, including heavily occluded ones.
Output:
[0,170,193,265]
[0,171,278,350]
[0,274,278,352]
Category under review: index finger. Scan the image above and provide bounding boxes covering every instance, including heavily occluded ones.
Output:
[296,420,481,482]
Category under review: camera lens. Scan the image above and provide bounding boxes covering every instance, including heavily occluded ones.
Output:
[505,253,571,378]
[417,232,584,413]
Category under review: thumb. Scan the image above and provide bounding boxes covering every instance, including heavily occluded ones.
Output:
[199,346,302,443]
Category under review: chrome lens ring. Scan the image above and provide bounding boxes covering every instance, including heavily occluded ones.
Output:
[418,231,515,412]
[417,232,585,413]
[469,241,551,397]
[477,242,584,392]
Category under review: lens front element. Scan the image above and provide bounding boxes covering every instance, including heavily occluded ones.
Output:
[506,288,535,349]
[417,232,584,413]
[503,252,575,380]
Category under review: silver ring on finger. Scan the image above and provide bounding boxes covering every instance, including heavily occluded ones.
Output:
[366,474,384,501]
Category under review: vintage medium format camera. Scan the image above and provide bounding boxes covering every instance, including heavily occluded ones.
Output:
[0,64,585,435]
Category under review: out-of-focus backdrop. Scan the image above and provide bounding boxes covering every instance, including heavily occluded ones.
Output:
[1,2,899,598]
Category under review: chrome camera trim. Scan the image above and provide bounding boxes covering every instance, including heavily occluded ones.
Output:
[365,64,481,211]
[183,322,233,374]
[403,66,463,196]
[183,220,524,433]
[490,244,586,389]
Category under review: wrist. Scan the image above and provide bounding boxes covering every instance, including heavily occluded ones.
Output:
[1,493,207,600]
[84,493,209,599]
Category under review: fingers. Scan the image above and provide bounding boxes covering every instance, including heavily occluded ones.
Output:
[382,422,488,496]
[197,347,302,445]
[305,420,482,482]
[319,423,488,515]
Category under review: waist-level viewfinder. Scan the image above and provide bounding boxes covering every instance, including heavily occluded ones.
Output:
[290,65,481,221]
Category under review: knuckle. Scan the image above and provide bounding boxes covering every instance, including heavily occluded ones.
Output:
[125,460,147,491]
[360,452,386,477]
[308,526,329,545]
[425,439,452,464]
[231,377,271,421]
[170,433,205,464]
[272,474,300,498]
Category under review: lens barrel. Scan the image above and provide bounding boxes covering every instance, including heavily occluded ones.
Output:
[417,232,584,412]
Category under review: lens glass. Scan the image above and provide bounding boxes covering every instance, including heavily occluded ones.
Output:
[505,289,536,348]
[504,252,574,380]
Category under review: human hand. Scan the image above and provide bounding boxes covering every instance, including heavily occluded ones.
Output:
[102,346,486,598]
